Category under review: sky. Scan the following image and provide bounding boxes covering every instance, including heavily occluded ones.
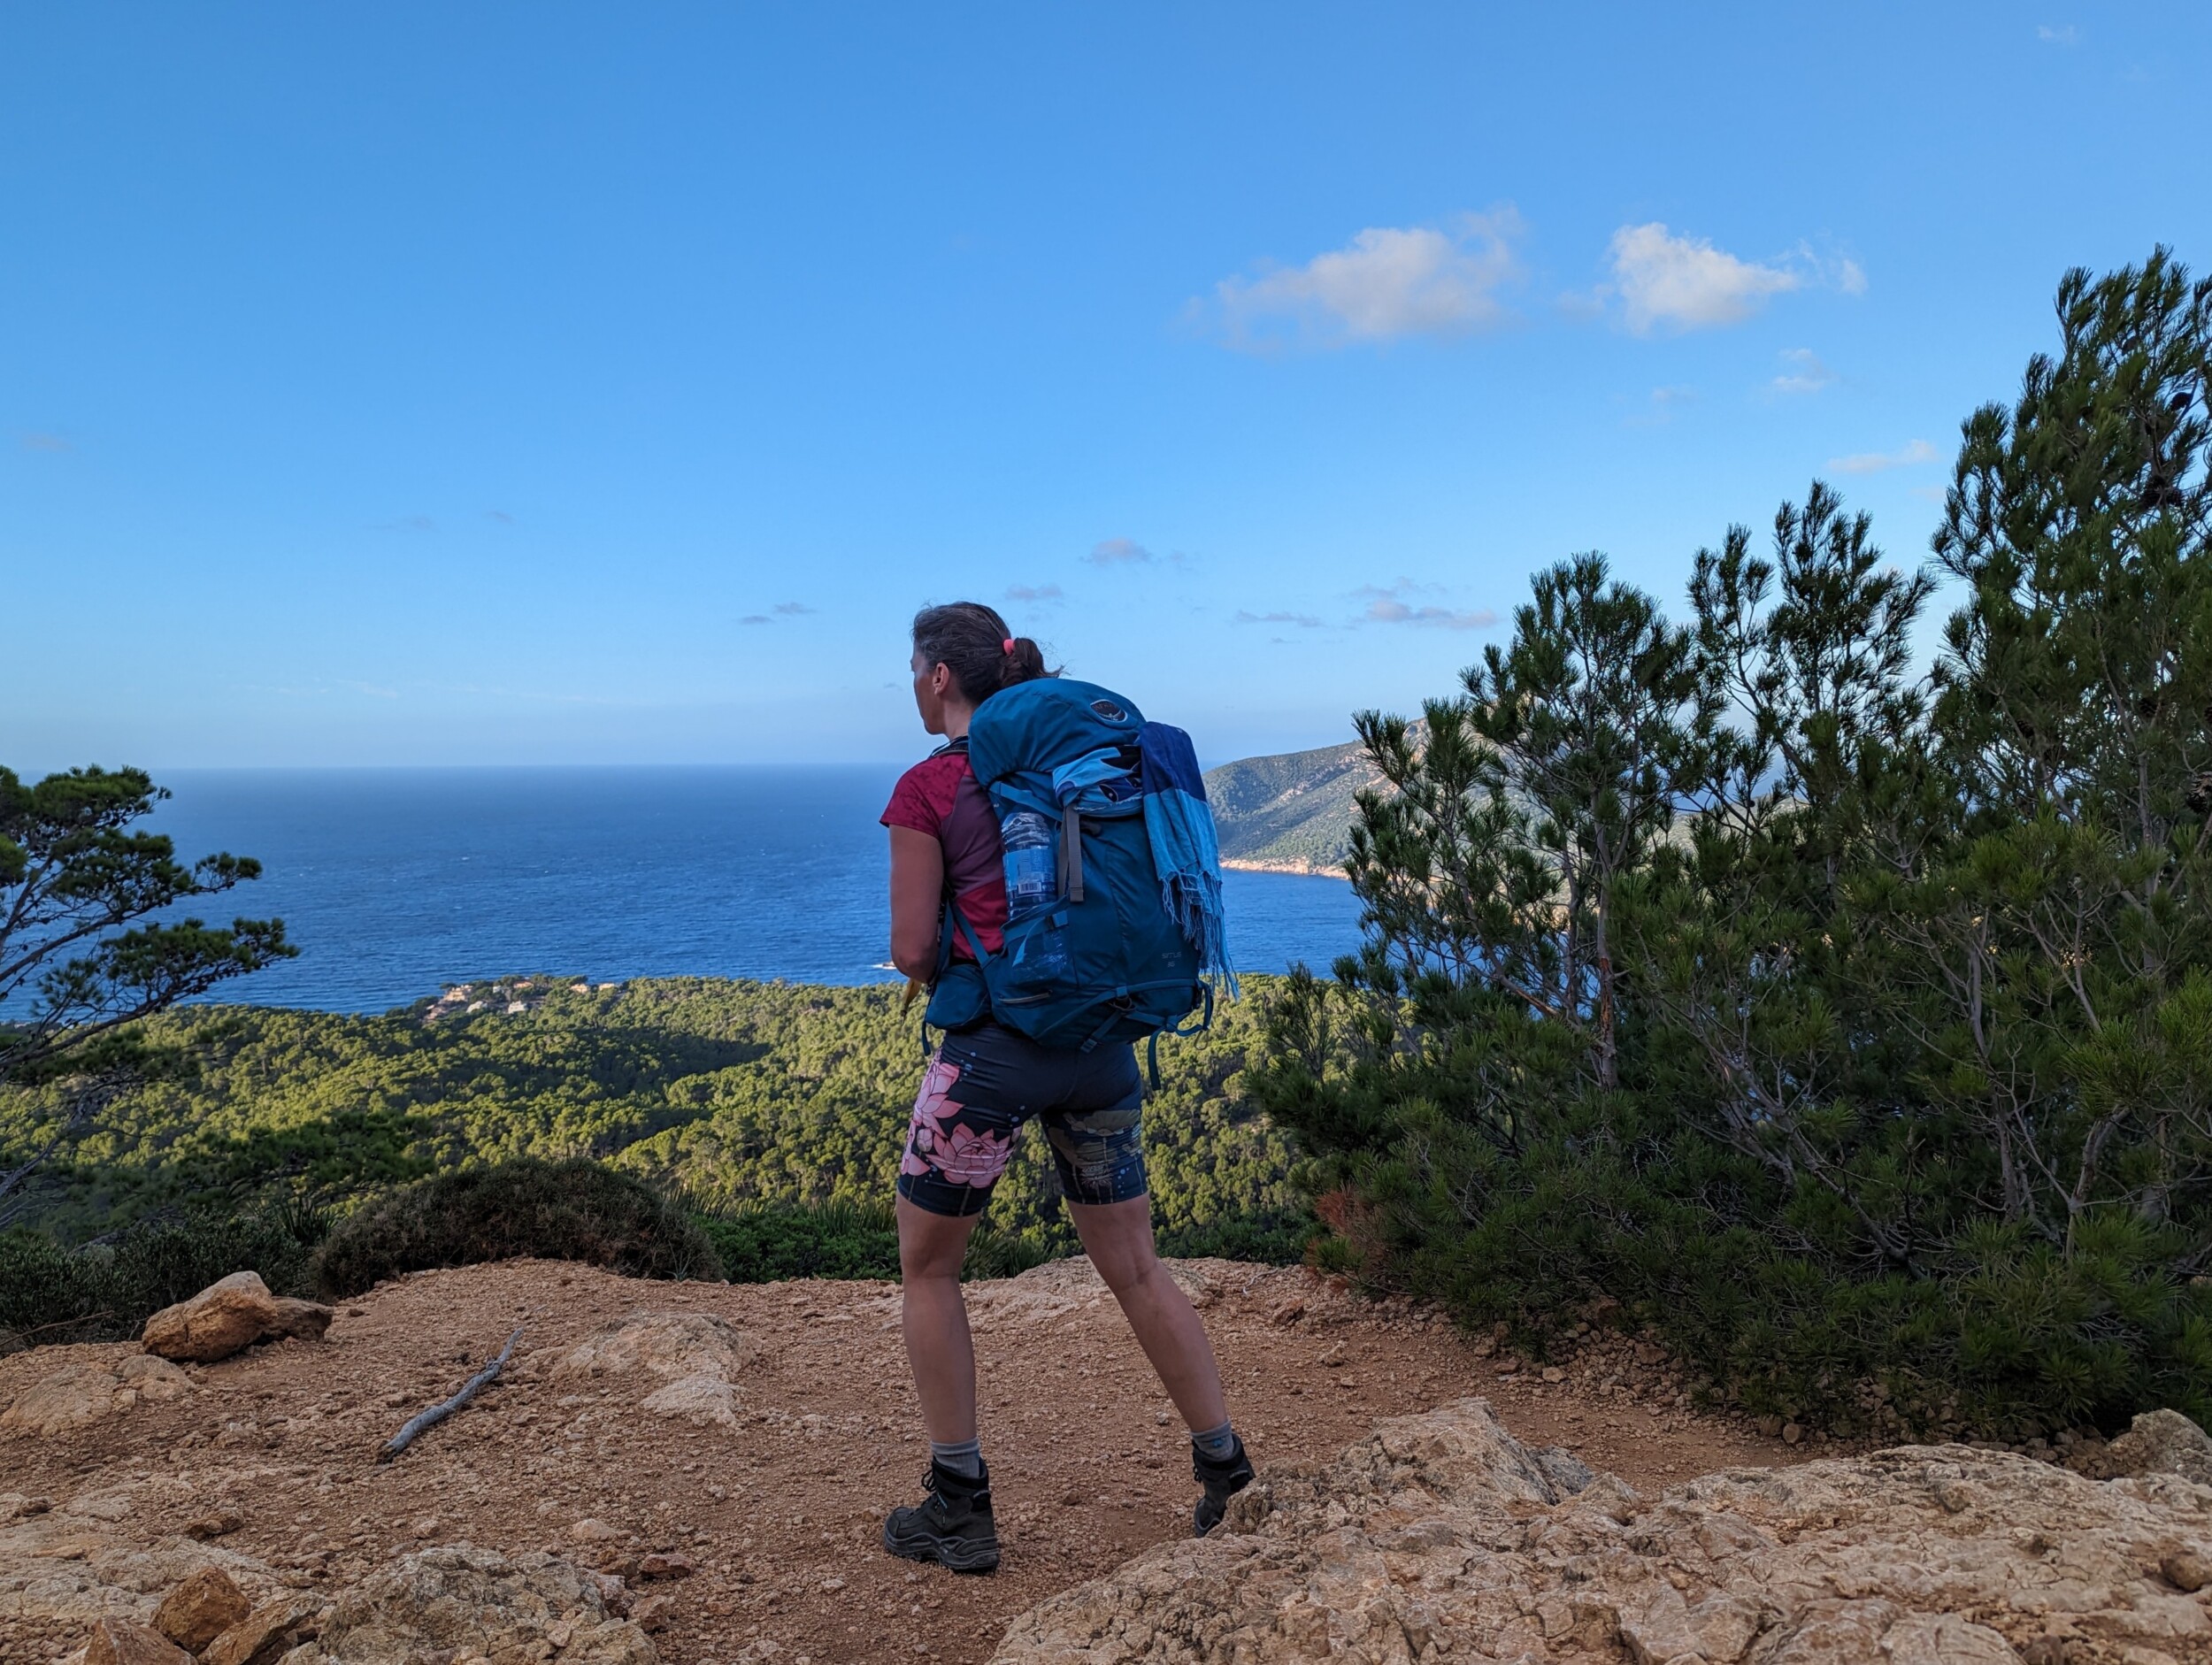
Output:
[4,3,2207,771]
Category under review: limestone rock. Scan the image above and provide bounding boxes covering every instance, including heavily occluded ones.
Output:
[152,1565,252,1652]
[201,1593,320,1665]
[2089,1407,2212,1485]
[283,1542,654,1665]
[141,1273,283,1363]
[990,1398,2212,1665]
[555,1312,754,1427]
[267,1297,336,1343]
[84,1618,193,1665]
[0,1352,191,1438]
[0,1497,276,1632]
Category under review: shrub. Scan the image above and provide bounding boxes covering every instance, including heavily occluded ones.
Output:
[701,1198,902,1281]
[695,1197,1071,1282]
[0,1204,323,1352]
[313,1158,723,1296]
[1252,252,2212,1440]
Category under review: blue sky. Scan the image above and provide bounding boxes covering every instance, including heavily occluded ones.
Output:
[4,3,2206,770]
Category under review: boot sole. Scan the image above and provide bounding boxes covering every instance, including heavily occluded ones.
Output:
[881,1520,1001,1574]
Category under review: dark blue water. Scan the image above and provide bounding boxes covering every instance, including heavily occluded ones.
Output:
[142,769,1364,1013]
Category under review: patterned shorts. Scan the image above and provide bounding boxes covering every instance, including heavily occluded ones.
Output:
[896,1022,1148,1218]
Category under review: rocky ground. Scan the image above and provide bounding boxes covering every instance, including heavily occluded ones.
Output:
[0,1255,1792,1664]
[995,1401,2212,1664]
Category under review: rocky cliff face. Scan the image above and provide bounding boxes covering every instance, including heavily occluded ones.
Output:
[992,1400,2212,1665]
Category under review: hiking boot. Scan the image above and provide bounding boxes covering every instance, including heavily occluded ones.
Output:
[882,1457,1000,1574]
[1193,1435,1255,1536]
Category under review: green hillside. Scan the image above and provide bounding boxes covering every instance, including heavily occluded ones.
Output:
[1202,736,1375,874]
[0,976,1302,1259]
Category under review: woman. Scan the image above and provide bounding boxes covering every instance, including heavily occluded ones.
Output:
[877,600,1252,1575]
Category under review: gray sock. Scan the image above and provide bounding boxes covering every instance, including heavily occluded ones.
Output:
[1190,1419,1238,1462]
[930,1438,981,1478]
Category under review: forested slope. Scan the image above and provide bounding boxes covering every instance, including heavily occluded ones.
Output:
[1202,737,1373,872]
[0,977,1301,1255]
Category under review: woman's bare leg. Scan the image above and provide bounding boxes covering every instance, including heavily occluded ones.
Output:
[896,1195,983,1443]
[1068,1195,1229,1431]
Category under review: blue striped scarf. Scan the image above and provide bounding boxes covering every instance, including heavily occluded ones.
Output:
[1139,722,1237,997]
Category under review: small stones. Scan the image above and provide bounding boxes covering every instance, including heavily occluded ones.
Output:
[637,1552,695,1580]
[183,1509,245,1540]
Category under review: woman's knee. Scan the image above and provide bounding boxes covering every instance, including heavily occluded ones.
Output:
[1072,1198,1161,1293]
[898,1196,978,1281]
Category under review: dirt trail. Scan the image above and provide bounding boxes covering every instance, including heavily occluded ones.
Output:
[0,1257,1795,1664]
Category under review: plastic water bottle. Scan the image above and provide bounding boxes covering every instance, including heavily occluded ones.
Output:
[1000,811,1057,911]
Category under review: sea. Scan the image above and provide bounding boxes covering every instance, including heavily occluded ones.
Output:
[141,768,1364,1015]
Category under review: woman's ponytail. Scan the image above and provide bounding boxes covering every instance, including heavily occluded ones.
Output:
[1000,634,1048,688]
[912,602,1055,706]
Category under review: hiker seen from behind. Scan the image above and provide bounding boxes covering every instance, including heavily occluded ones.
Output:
[877,599,1248,1575]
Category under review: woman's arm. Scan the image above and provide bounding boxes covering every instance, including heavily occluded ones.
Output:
[888,825,945,980]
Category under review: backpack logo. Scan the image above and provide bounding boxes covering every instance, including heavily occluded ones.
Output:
[1089,699,1127,722]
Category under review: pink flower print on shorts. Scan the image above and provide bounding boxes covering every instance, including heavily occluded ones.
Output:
[900,1051,1016,1190]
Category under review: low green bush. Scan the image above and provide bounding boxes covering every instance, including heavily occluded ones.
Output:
[313,1158,723,1296]
[0,1204,323,1352]
[1156,1212,1311,1265]
[701,1198,901,1281]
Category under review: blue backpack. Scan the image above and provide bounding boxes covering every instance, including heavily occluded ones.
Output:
[924,678,1217,1062]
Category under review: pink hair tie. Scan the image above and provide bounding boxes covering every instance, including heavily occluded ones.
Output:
[1002,637,1016,654]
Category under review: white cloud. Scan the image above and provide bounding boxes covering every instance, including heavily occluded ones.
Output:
[18,431,71,453]
[1087,538,1152,566]
[1608,223,1801,333]
[2038,23,2078,43]
[772,601,815,616]
[738,614,772,625]
[1235,609,1325,628]
[1209,209,1525,349]
[1772,348,1838,395]
[1356,579,1495,631]
[1827,439,1939,474]
[1005,583,1064,602]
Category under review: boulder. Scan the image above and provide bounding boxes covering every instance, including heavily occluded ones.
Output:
[139,1273,334,1363]
[555,1312,754,1428]
[282,1542,655,1665]
[0,1352,191,1438]
[268,1297,335,1342]
[991,1398,2212,1665]
[200,1593,320,1665]
[151,1565,252,1653]
[2089,1406,2212,1486]
[83,1619,193,1665]
[141,1273,283,1363]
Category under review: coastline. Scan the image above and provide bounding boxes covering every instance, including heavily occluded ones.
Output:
[1222,857,1350,880]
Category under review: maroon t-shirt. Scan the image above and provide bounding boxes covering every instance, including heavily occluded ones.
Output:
[881,748,1007,961]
